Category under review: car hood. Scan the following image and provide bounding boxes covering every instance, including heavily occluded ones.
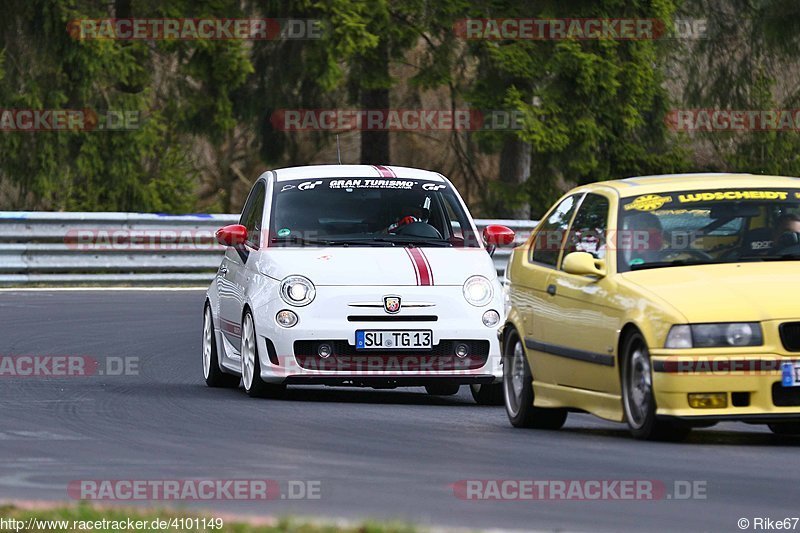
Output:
[620,262,800,322]
[258,246,497,286]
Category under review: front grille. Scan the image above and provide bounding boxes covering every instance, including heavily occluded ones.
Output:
[293,340,490,372]
[780,322,800,352]
[295,340,490,357]
[347,315,438,322]
[772,382,800,407]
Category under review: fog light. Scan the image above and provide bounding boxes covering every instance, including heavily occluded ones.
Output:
[482,310,500,328]
[276,310,298,328]
[455,343,469,358]
[318,343,332,358]
[688,392,728,409]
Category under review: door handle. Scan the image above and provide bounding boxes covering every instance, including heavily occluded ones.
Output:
[546,284,557,296]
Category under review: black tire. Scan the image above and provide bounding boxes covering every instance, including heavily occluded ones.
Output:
[470,383,504,405]
[241,310,286,399]
[425,383,461,396]
[768,423,800,435]
[503,330,567,429]
[621,330,690,441]
[203,305,240,388]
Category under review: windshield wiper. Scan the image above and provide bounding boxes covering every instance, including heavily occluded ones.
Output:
[363,237,453,247]
[271,236,340,246]
[629,259,719,271]
[270,236,393,247]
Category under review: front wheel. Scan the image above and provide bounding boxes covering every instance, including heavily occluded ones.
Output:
[503,331,566,429]
[241,311,286,399]
[203,306,240,388]
[621,331,689,441]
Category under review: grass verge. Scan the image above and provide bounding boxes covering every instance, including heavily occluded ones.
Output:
[0,503,419,532]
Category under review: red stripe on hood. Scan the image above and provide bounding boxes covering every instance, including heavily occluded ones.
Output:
[417,248,435,286]
[404,248,421,285]
[407,247,433,286]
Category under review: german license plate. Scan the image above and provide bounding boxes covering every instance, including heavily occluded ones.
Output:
[356,330,432,350]
[782,362,800,387]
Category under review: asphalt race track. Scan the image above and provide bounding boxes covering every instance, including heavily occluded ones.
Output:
[1,290,799,532]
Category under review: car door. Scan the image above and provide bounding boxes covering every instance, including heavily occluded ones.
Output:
[543,191,624,394]
[510,193,581,385]
[218,181,266,354]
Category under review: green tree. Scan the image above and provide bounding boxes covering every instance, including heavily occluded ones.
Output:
[680,0,800,176]
[0,0,252,212]
[467,0,687,218]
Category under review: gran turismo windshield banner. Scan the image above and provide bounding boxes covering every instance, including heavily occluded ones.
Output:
[277,177,449,193]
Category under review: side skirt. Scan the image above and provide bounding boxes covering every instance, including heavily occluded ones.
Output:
[533,381,624,422]
[218,329,242,375]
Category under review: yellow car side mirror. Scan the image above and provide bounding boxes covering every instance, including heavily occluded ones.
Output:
[562,252,606,278]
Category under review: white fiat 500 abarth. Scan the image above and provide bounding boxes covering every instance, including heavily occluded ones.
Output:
[202,164,515,402]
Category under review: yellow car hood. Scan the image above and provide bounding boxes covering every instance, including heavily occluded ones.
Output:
[620,262,800,322]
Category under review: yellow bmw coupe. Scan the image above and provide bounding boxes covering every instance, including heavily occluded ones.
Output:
[503,173,800,440]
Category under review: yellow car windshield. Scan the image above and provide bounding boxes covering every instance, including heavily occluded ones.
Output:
[617,188,800,272]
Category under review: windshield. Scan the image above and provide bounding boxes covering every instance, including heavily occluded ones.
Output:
[268,177,480,247]
[617,188,800,272]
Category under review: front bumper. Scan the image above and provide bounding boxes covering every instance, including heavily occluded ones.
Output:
[651,349,800,420]
[252,284,504,385]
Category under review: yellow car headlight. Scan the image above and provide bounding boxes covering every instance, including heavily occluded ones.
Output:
[665,323,763,348]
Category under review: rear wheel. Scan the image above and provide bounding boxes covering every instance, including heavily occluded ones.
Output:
[768,423,800,435]
[202,306,239,388]
[621,331,690,441]
[241,311,286,399]
[470,383,504,405]
[425,383,460,396]
[503,330,567,429]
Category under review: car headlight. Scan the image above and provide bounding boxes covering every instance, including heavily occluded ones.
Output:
[463,275,493,307]
[665,323,763,349]
[280,275,316,307]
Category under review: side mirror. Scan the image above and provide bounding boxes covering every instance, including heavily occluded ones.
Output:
[562,252,606,278]
[483,224,516,247]
[215,224,248,247]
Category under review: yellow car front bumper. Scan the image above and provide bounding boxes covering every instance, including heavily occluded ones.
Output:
[651,351,800,420]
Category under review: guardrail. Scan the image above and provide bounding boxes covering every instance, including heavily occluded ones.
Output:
[0,212,538,287]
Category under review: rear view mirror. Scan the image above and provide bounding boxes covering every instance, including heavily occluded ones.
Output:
[562,252,606,277]
[483,224,516,247]
[482,224,516,257]
[215,224,248,247]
